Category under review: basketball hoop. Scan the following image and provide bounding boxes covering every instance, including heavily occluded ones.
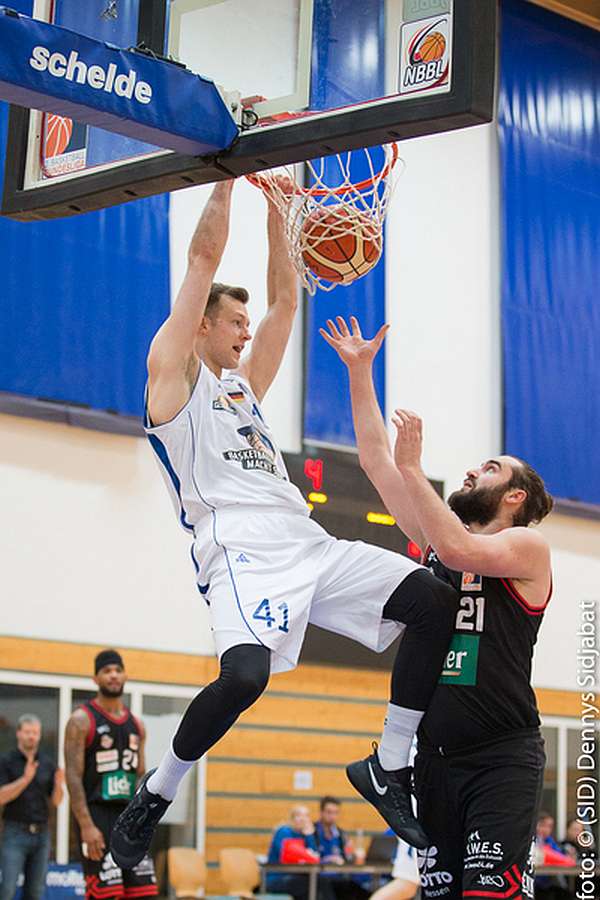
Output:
[246,143,401,295]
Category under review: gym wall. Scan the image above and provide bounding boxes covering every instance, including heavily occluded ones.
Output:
[0,0,598,698]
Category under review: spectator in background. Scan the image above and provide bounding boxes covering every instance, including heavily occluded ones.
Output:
[561,820,597,899]
[535,812,571,900]
[0,714,64,900]
[314,797,368,900]
[266,805,319,900]
[315,797,351,864]
[369,838,419,900]
[561,819,594,861]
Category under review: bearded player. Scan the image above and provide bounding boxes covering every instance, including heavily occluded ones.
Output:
[64,651,157,900]
[322,316,552,900]
[110,181,461,867]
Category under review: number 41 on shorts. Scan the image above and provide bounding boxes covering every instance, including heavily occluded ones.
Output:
[252,598,289,633]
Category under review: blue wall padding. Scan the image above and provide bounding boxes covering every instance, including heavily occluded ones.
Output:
[303,0,386,447]
[0,0,170,418]
[499,0,600,504]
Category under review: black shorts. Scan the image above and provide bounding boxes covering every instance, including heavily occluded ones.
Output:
[80,804,157,900]
[414,731,545,900]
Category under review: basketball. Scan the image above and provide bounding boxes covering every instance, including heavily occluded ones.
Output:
[418,31,446,63]
[300,207,381,285]
[45,114,73,158]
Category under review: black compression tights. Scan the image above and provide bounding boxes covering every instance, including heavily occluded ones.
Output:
[383,568,459,710]
[172,569,458,760]
[173,644,270,762]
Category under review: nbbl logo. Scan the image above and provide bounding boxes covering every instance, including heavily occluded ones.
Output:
[399,12,452,96]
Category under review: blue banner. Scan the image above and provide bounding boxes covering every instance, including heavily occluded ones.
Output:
[303,0,387,447]
[499,0,600,504]
[0,7,238,156]
[8,862,85,900]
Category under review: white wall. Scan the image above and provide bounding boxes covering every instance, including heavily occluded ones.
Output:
[385,122,501,495]
[0,413,215,656]
[534,514,600,691]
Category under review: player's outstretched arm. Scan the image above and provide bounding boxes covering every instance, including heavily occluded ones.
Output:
[147,180,234,424]
[320,316,426,548]
[392,410,551,595]
[237,190,298,401]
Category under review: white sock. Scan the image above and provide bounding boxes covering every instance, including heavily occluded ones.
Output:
[378,703,423,771]
[146,743,194,801]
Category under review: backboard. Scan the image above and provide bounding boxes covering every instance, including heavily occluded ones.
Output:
[2,0,496,220]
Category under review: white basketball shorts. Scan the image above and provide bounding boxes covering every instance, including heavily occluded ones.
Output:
[192,506,421,674]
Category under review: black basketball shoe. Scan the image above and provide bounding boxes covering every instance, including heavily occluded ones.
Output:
[110,769,171,868]
[346,743,428,849]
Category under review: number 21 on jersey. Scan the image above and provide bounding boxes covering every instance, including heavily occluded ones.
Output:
[456,596,485,632]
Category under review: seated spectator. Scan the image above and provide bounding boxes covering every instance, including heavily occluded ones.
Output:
[369,838,419,900]
[315,797,352,864]
[561,820,597,899]
[266,805,319,900]
[314,797,369,900]
[561,818,594,861]
[535,812,571,900]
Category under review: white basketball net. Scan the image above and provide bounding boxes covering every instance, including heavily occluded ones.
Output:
[247,143,399,295]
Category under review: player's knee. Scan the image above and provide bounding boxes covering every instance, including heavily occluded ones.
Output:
[233,667,269,708]
[423,569,459,624]
[219,645,270,710]
[385,568,458,630]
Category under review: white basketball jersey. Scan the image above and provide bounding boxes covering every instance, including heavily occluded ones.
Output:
[144,363,308,532]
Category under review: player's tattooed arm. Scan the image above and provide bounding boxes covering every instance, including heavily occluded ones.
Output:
[136,720,147,782]
[64,710,105,861]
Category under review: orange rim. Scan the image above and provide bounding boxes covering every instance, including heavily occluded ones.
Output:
[245,142,399,197]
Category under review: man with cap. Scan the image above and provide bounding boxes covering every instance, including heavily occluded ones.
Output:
[64,650,158,900]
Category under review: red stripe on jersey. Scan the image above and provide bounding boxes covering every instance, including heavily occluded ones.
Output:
[87,888,124,898]
[85,882,123,894]
[505,867,517,886]
[122,885,157,892]
[500,578,551,616]
[85,876,124,900]
[91,699,130,725]
[80,705,96,749]
[122,888,158,897]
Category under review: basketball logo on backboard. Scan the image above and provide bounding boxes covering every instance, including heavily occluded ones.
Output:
[399,12,453,96]
[42,114,88,178]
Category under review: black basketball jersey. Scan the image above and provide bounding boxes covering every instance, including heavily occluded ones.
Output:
[419,546,551,752]
[81,700,141,806]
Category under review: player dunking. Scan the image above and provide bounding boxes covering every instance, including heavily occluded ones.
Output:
[322,316,553,900]
[64,650,157,900]
[110,181,459,867]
